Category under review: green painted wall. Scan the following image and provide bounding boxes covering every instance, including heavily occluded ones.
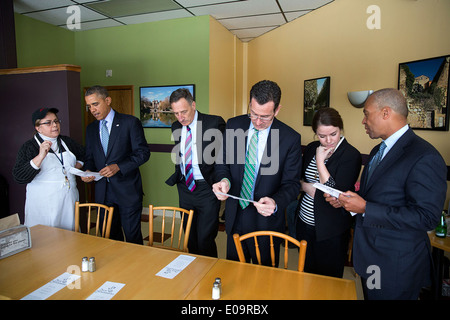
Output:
[14,13,75,67]
[15,14,211,207]
[74,16,211,207]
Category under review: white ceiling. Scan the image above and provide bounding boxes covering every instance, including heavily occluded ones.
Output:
[14,0,334,42]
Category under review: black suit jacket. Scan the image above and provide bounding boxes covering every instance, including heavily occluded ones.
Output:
[215,115,302,235]
[301,138,361,241]
[354,128,447,297]
[84,111,150,207]
[166,111,226,187]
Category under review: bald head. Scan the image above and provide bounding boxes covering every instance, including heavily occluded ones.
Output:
[362,88,409,140]
[369,88,408,118]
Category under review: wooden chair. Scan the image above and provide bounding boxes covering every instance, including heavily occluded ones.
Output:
[74,201,114,238]
[148,205,194,252]
[233,231,307,272]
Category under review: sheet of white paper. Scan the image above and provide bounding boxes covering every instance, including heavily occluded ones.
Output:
[86,281,125,300]
[156,255,196,279]
[214,192,257,204]
[68,167,103,181]
[21,272,81,300]
[313,183,357,216]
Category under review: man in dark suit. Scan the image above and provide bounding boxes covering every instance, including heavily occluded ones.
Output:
[82,86,150,244]
[327,88,447,299]
[213,80,302,266]
[166,88,225,257]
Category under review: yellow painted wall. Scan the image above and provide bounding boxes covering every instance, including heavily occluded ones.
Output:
[209,17,242,120]
[246,0,450,208]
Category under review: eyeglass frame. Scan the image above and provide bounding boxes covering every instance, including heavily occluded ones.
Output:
[39,119,61,126]
[247,104,277,122]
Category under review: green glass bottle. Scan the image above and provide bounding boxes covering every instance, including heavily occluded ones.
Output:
[435,211,447,238]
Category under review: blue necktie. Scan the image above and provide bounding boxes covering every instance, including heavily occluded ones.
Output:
[366,141,386,183]
[101,120,109,155]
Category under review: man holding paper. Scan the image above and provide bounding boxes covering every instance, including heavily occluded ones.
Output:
[326,88,447,299]
[212,80,302,266]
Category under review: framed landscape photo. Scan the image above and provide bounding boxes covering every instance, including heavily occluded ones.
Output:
[139,84,195,128]
[303,76,330,126]
[398,55,449,131]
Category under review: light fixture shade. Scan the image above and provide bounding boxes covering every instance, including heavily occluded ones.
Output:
[347,90,373,108]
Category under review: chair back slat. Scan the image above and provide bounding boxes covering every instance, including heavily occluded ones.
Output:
[74,202,114,239]
[148,205,194,253]
[233,231,307,272]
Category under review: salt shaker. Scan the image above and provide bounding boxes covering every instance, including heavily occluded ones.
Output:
[212,282,220,300]
[81,257,88,272]
[88,257,96,272]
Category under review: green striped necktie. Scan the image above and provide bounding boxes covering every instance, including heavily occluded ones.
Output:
[239,129,259,209]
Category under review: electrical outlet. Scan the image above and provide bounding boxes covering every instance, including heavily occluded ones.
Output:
[106,69,112,77]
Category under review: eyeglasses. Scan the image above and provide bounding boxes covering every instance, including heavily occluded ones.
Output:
[39,119,61,126]
[247,111,274,122]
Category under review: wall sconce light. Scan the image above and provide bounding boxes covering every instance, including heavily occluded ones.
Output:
[347,90,373,108]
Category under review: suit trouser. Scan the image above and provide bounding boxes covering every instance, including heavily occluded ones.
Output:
[177,179,220,257]
[104,184,143,245]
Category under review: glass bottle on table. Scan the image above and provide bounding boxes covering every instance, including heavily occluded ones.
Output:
[435,211,447,238]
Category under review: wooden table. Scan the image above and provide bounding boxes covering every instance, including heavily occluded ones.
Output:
[0,225,357,300]
[186,259,356,300]
[428,232,450,299]
[0,225,217,300]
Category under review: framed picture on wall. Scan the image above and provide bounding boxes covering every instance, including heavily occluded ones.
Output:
[303,76,330,126]
[398,55,449,131]
[139,84,195,128]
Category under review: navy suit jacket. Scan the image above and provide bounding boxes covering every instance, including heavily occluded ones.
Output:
[166,111,225,187]
[84,111,150,207]
[215,115,302,235]
[353,128,447,297]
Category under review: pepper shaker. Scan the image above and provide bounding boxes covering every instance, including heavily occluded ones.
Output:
[88,257,96,272]
[215,277,222,294]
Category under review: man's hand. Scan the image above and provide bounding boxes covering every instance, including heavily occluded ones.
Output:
[99,164,120,178]
[324,191,366,214]
[254,197,276,217]
[212,179,230,200]
[81,170,95,183]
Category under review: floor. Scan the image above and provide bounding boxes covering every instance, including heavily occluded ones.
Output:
[140,207,365,300]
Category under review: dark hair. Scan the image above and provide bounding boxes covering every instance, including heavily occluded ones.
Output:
[170,88,194,105]
[85,85,109,99]
[249,80,281,110]
[312,107,343,133]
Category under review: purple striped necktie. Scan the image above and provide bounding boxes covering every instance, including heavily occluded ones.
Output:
[185,125,196,192]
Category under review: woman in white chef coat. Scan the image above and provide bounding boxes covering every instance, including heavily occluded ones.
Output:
[13,108,85,230]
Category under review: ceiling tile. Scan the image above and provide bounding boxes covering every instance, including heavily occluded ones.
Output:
[189,0,279,19]
[177,0,242,7]
[278,0,333,12]
[86,0,181,18]
[285,11,310,22]
[24,6,106,26]
[116,9,192,25]
[14,0,75,13]
[219,13,284,30]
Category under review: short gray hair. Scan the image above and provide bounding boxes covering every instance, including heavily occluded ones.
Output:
[370,88,408,118]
